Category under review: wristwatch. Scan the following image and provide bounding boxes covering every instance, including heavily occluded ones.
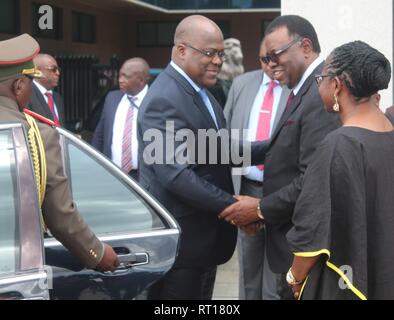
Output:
[286,268,304,286]
[256,204,264,221]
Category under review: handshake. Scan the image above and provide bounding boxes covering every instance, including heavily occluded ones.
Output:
[218,195,264,235]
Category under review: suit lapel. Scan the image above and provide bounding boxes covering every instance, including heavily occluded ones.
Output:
[193,92,219,129]
[272,86,290,131]
[240,72,264,129]
[32,84,53,120]
[270,62,323,144]
[53,92,65,125]
[166,64,219,129]
[206,90,225,129]
[108,91,124,137]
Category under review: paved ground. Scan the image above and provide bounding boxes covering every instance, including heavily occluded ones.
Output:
[212,249,239,300]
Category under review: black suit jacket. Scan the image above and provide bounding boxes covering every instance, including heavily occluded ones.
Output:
[260,62,340,273]
[137,64,237,268]
[28,83,65,126]
[91,90,124,158]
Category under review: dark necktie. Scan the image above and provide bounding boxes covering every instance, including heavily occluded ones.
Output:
[285,91,295,114]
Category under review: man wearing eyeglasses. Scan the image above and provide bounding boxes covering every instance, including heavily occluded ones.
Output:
[224,38,290,300]
[138,15,243,300]
[218,15,340,299]
[28,53,64,126]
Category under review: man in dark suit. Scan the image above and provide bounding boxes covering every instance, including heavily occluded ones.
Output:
[219,15,340,299]
[137,15,254,299]
[28,54,65,126]
[92,58,150,180]
[224,38,290,300]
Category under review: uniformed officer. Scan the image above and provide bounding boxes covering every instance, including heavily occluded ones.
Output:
[0,34,119,272]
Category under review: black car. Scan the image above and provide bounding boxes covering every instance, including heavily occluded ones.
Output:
[0,122,179,300]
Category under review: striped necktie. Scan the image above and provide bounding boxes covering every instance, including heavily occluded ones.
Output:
[121,96,137,173]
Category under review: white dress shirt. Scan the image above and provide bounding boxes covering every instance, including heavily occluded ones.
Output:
[292,56,323,96]
[33,80,60,119]
[111,85,148,170]
[244,73,283,182]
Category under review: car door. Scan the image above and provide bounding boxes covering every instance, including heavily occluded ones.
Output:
[44,128,180,300]
[0,124,49,300]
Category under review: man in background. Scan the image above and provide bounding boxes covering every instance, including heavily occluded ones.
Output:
[28,53,64,126]
[92,57,150,180]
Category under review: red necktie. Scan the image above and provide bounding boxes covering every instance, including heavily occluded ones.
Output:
[255,80,277,170]
[121,97,137,173]
[44,92,60,126]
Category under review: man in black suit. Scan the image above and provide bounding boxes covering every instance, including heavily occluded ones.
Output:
[219,15,340,299]
[137,15,258,300]
[28,54,64,126]
[92,57,150,180]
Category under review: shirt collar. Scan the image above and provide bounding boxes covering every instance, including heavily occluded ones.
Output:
[126,84,148,104]
[292,55,323,96]
[262,72,279,87]
[33,80,52,95]
[170,60,202,93]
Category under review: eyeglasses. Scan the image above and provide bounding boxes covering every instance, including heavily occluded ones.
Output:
[44,66,61,73]
[259,37,302,65]
[183,43,226,61]
[314,74,336,86]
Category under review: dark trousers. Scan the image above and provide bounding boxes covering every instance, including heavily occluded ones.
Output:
[129,169,138,181]
[148,266,217,300]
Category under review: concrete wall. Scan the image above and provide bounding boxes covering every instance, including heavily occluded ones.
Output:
[282,0,393,110]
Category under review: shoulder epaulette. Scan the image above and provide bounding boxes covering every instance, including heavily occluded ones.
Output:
[23,108,58,127]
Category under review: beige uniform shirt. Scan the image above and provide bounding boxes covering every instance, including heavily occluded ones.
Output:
[0,96,103,268]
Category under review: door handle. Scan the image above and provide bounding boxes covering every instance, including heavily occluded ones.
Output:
[118,252,149,266]
[110,252,149,275]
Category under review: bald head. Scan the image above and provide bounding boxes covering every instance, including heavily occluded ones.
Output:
[118,57,150,95]
[34,54,55,68]
[33,53,60,90]
[172,15,225,88]
[174,15,223,46]
[121,57,150,81]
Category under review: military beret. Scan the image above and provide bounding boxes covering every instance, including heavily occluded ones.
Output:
[0,33,44,81]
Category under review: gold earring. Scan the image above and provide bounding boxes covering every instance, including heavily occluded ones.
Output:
[333,95,340,112]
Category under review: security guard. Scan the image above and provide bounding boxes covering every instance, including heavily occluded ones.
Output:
[0,34,119,272]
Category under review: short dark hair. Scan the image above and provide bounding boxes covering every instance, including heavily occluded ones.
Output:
[265,15,321,53]
[326,41,391,100]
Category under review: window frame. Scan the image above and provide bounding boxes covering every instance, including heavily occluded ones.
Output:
[56,128,178,236]
[0,0,20,34]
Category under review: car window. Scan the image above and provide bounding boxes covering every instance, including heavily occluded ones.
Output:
[63,138,165,235]
[0,131,19,274]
